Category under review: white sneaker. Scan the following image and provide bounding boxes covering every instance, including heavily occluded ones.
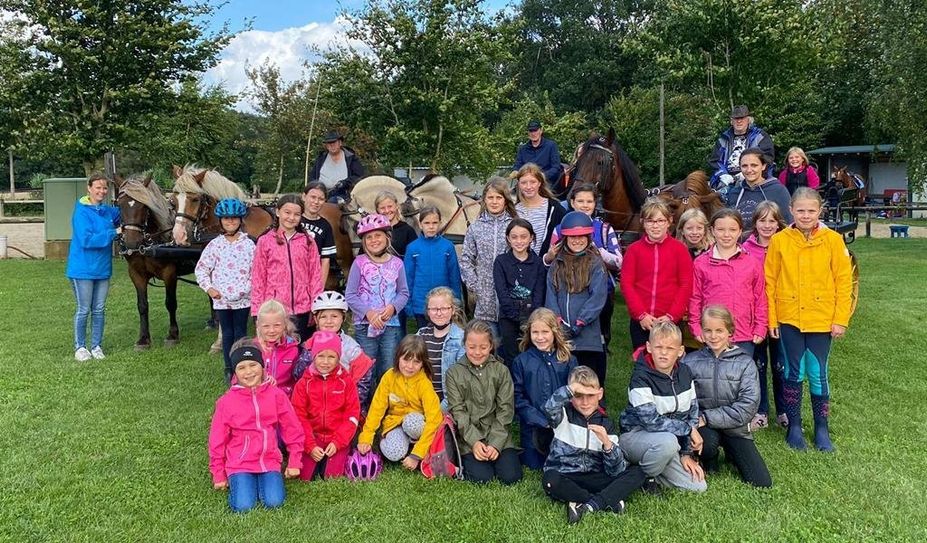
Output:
[75,347,92,362]
[90,346,106,360]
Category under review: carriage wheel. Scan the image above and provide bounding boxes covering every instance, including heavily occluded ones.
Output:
[849,251,860,317]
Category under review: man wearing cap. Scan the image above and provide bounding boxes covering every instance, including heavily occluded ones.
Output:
[707,105,775,193]
[309,131,366,202]
[514,120,564,196]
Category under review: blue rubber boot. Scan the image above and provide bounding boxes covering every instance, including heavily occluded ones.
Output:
[782,381,807,450]
[811,395,835,452]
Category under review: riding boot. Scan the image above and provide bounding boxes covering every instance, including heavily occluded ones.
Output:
[811,395,835,452]
[782,381,807,450]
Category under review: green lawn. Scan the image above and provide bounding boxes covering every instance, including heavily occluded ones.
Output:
[1,238,926,542]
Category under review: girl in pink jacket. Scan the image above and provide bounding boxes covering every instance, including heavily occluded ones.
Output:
[251,194,323,342]
[208,344,305,513]
[688,208,768,358]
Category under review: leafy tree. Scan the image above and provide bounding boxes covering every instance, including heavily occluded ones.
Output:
[489,93,589,169]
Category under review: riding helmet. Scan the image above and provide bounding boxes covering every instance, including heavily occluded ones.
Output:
[559,211,594,236]
[356,213,392,236]
[214,198,248,218]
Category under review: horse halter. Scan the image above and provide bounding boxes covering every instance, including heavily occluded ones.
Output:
[173,192,217,243]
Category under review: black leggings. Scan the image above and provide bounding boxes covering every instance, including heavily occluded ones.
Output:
[462,449,523,485]
[543,466,645,511]
[499,317,525,367]
[698,427,772,488]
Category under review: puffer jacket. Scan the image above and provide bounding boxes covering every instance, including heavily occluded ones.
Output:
[460,211,513,322]
[208,380,305,484]
[295,332,374,407]
[251,228,322,316]
[546,257,609,352]
[688,246,768,342]
[543,386,629,476]
[358,369,443,459]
[290,363,360,452]
[765,224,854,332]
[683,346,759,439]
[619,349,699,454]
[404,234,463,315]
[444,355,515,455]
[512,347,578,429]
[231,337,300,396]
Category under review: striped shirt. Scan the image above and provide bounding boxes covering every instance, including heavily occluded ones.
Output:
[418,326,448,400]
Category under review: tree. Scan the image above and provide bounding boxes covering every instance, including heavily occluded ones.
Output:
[0,0,234,174]
[489,93,589,169]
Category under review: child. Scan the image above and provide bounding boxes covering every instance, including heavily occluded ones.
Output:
[294,291,375,409]
[445,320,523,484]
[742,201,789,429]
[208,345,304,513]
[688,208,767,357]
[290,331,361,480]
[195,198,256,382]
[235,300,301,396]
[676,208,712,260]
[778,147,820,194]
[252,194,323,342]
[493,218,546,365]
[545,212,609,386]
[766,187,853,452]
[512,308,578,469]
[618,322,706,493]
[683,305,771,488]
[543,367,646,524]
[300,182,338,288]
[514,163,567,256]
[620,199,693,350]
[545,183,623,353]
[415,287,466,406]
[727,147,793,232]
[460,177,518,334]
[346,213,410,382]
[357,335,443,470]
[375,190,417,257]
[405,206,463,328]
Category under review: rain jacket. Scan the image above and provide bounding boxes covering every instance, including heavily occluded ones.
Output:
[290,364,361,453]
[359,368,443,459]
[620,235,693,322]
[66,197,120,280]
[445,355,515,455]
[689,246,768,342]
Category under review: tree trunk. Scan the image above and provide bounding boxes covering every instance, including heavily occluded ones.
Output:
[273,154,284,196]
[8,149,13,194]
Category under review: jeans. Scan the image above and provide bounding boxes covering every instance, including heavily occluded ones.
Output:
[217,308,250,381]
[71,278,110,350]
[227,471,285,513]
[354,324,403,383]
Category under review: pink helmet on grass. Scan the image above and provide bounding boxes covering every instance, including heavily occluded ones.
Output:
[356,213,392,236]
[345,448,383,481]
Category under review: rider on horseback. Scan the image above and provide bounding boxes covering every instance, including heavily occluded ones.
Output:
[708,105,775,197]
[513,120,564,198]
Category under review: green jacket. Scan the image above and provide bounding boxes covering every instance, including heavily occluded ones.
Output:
[445,355,515,455]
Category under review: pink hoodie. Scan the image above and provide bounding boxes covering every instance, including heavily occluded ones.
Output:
[688,246,768,342]
[208,380,305,485]
[251,229,323,317]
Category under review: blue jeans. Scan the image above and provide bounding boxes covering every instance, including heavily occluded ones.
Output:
[354,324,402,384]
[228,471,285,513]
[71,278,110,350]
[217,308,250,381]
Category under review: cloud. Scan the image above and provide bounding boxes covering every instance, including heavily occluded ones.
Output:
[203,17,361,111]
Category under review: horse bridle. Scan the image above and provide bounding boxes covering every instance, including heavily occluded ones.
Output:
[173,192,218,242]
[114,191,172,255]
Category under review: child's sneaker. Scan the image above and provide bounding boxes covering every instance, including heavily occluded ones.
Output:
[75,347,92,362]
[611,500,626,515]
[90,346,106,360]
[566,502,592,525]
[641,477,663,496]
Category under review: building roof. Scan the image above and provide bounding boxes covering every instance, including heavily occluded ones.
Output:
[808,144,895,155]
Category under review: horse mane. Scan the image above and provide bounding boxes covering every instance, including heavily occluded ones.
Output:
[613,142,647,211]
[121,174,173,233]
[575,136,647,212]
[349,175,408,214]
[173,164,246,201]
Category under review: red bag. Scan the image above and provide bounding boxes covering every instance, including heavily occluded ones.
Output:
[420,414,464,480]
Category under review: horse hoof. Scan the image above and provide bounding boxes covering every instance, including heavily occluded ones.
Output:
[164,339,179,347]
[135,343,151,352]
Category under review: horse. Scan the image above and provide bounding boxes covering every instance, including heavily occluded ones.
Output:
[822,166,867,224]
[115,173,193,350]
[651,170,725,230]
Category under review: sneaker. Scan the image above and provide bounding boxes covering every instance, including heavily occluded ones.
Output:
[611,500,627,515]
[75,347,92,362]
[90,346,106,360]
[751,413,769,429]
[641,477,663,496]
[566,502,592,525]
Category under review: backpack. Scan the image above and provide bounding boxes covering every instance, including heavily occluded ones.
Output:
[420,414,464,480]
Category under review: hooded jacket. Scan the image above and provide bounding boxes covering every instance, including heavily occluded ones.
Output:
[689,246,768,342]
[66,197,121,280]
[295,331,375,407]
[545,256,609,352]
[512,347,578,429]
[251,229,323,317]
[231,337,300,396]
[620,235,693,322]
[208,380,305,484]
[740,233,769,266]
[195,232,255,310]
[404,234,463,315]
[726,178,793,232]
[708,124,775,186]
[444,355,515,455]
[290,364,360,452]
[543,386,629,476]
[309,146,365,191]
[359,368,443,459]
[683,346,759,439]
[460,211,513,322]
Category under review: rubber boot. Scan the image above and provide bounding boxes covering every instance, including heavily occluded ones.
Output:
[811,395,835,452]
[782,381,807,450]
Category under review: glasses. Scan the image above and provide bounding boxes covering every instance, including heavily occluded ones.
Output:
[427,306,453,313]
[644,218,669,225]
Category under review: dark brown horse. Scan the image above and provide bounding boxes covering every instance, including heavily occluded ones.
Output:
[652,171,725,229]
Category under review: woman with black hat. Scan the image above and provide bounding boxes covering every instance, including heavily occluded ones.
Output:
[309,131,366,202]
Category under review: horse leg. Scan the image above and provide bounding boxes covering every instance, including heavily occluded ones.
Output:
[163,271,180,346]
[210,328,223,355]
[130,270,152,351]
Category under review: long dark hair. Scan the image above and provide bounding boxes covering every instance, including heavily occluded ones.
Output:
[393,335,433,380]
[550,235,605,294]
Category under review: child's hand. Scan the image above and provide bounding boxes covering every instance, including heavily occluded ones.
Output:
[206,288,221,300]
[484,445,499,461]
[284,467,300,479]
[357,443,372,455]
[769,327,780,339]
[690,428,704,455]
[695,335,704,343]
[587,424,612,451]
[366,309,383,329]
[472,440,489,461]
[681,454,705,482]
[753,334,764,344]
[324,443,337,457]
[379,304,395,322]
[213,481,228,490]
[310,446,326,462]
[401,456,420,470]
[640,314,656,330]
[831,324,846,339]
[655,315,672,324]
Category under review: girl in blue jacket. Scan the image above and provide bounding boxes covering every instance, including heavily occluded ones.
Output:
[67,174,121,362]
[404,206,462,328]
[512,308,578,469]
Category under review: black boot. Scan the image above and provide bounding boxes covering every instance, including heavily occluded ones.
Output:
[811,395,835,452]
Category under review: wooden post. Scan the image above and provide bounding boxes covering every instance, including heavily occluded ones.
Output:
[7,149,13,194]
[659,82,665,187]
[303,74,323,187]
[865,210,871,238]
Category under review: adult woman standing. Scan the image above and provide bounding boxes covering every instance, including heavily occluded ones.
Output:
[514,163,566,257]
[67,174,121,361]
[726,148,793,233]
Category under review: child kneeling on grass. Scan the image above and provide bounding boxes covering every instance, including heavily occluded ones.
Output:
[445,320,523,485]
[208,345,304,513]
[358,335,443,471]
[290,331,360,481]
[542,366,646,524]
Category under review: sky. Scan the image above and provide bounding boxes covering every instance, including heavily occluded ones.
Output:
[201,0,510,110]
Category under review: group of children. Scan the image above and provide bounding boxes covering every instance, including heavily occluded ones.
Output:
[203,161,853,521]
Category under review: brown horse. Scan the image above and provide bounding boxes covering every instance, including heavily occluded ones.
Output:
[115,173,192,350]
[652,171,725,229]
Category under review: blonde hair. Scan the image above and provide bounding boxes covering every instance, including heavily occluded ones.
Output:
[785,147,809,168]
[374,190,400,211]
[641,198,672,221]
[519,308,573,362]
[675,208,712,251]
[515,163,557,202]
[701,304,735,336]
[256,299,298,342]
[791,186,822,205]
[425,287,465,327]
[480,177,518,218]
[568,366,600,389]
[648,320,682,344]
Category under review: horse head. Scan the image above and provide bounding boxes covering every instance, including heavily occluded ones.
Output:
[570,128,646,231]
[115,174,169,253]
[170,165,210,246]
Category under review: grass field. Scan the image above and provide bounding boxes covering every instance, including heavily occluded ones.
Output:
[1,238,926,542]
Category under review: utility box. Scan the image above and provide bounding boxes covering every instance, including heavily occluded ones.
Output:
[43,178,89,259]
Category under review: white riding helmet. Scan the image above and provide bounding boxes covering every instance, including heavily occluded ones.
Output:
[312,291,348,313]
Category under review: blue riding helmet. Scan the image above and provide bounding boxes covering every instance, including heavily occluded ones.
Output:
[559,211,594,236]
[214,198,248,218]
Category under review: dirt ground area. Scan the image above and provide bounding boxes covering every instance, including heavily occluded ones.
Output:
[0,221,45,259]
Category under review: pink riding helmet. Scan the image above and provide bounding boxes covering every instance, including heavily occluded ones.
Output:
[356,213,392,236]
[345,448,383,481]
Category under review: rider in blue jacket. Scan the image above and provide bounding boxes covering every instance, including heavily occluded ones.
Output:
[708,105,775,196]
[514,120,564,197]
